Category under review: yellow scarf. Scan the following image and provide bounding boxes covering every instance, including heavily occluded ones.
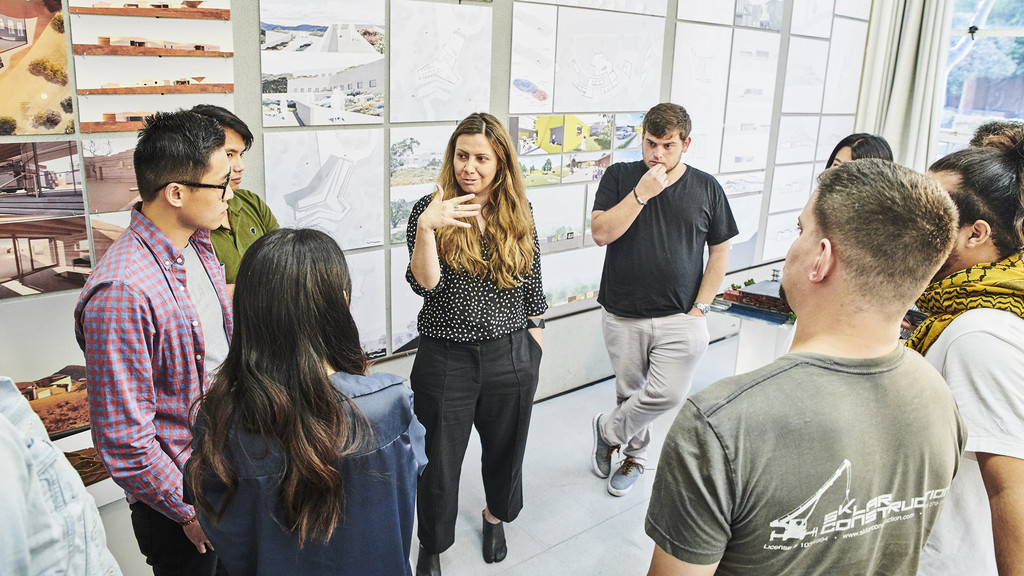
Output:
[907,252,1024,355]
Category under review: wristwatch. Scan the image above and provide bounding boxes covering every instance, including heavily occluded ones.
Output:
[527,317,546,329]
[693,302,711,315]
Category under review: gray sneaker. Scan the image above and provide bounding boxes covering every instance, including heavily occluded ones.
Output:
[591,413,619,478]
[607,458,644,496]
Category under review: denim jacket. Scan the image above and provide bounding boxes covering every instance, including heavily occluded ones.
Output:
[0,376,122,576]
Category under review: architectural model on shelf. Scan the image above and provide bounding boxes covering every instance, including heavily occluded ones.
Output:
[73,35,231,57]
[69,1,229,21]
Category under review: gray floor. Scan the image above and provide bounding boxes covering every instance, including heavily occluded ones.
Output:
[99,337,739,576]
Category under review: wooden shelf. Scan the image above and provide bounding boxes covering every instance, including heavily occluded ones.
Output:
[69,6,230,20]
[78,83,233,95]
[81,120,147,133]
[73,44,232,57]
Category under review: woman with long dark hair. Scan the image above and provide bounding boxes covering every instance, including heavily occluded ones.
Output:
[407,112,546,575]
[826,133,893,168]
[185,228,426,576]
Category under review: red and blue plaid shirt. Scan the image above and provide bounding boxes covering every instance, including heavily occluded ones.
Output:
[75,205,233,522]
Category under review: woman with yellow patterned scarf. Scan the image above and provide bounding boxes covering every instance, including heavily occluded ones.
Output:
[910,136,1024,576]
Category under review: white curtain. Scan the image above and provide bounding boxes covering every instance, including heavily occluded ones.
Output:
[855,0,954,171]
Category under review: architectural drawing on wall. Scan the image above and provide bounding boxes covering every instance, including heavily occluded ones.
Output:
[768,163,814,214]
[509,2,556,114]
[672,22,732,175]
[816,115,855,161]
[83,136,139,213]
[527,184,585,254]
[790,0,834,38]
[553,8,663,113]
[775,116,820,164]
[563,114,612,152]
[390,124,451,244]
[520,154,561,188]
[68,0,230,20]
[613,112,644,149]
[89,210,129,264]
[344,249,386,359]
[833,0,870,20]
[77,92,233,132]
[0,1,74,136]
[263,128,384,250]
[561,151,610,184]
[70,13,233,56]
[390,0,491,123]
[721,29,779,173]
[390,246,420,353]
[676,0,733,25]
[15,364,90,439]
[781,37,828,114]
[75,55,233,94]
[260,0,384,127]
[821,18,868,115]
[735,0,783,30]
[725,193,763,272]
[0,216,90,299]
[0,141,82,220]
[509,115,564,156]
[519,0,666,17]
[718,171,766,197]
[541,243,605,313]
[762,210,801,261]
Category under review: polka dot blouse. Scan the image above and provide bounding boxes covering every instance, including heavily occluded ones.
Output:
[405,194,548,343]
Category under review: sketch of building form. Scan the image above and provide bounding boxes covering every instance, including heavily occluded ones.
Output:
[509,2,556,114]
[822,18,868,115]
[816,115,855,161]
[553,8,662,113]
[672,22,731,175]
[416,32,464,85]
[769,163,814,213]
[283,156,355,236]
[721,29,779,173]
[790,0,834,38]
[781,37,829,114]
[762,210,801,261]
[775,116,820,164]
[718,171,765,197]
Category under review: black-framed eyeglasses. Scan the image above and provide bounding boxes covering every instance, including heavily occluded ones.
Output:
[153,178,230,200]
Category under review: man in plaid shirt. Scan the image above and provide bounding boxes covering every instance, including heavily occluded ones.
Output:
[76,110,233,576]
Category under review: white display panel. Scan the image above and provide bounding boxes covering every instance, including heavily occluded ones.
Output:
[781,37,829,114]
[509,3,558,114]
[821,18,868,115]
[522,0,667,16]
[775,116,820,165]
[541,244,606,308]
[726,193,764,272]
[676,0,734,25]
[718,171,766,197]
[672,22,732,175]
[762,210,801,262]
[527,184,586,254]
[791,0,834,38]
[834,0,871,20]
[816,115,856,161]
[768,163,815,214]
[390,246,420,354]
[720,29,780,173]
[346,250,386,359]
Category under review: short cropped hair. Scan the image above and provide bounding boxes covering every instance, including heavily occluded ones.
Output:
[930,139,1024,259]
[969,120,1024,148]
[134,110,226,202]
[190,104,254,151]
[814,159,958,314]
[643,103,692,140]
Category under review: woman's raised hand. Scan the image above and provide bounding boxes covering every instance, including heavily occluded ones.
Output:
[418,184,481,231]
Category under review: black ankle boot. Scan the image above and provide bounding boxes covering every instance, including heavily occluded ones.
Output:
[481,513,507,564]
[416,546,440,576]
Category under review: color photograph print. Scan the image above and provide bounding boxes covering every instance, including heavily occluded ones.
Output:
[552,7,663,113]
[74,54,234,96]
[0,0,74,136]
[0,141,83,221]
[0,215,90,299]
[83,136,139,213]
[672,22,732,175]
[77,90,233,133]
[345,249,386,359]
[390,0,491,123]
[563,113,612,152]
[15,364,90,439]
[260,0,384,127]
[613,113,643,149]
[390,124,452,244]
[509,2,556,115]
[390,246,419,354]
[509,115,564,156]
[541,243,604,313]
[520,154,561,188]
[561,151,609,184]
[264,128,384,250]
[527,184,585,254]
[69,13,233,57]
[613,149,643,164]
[89,209,129,264]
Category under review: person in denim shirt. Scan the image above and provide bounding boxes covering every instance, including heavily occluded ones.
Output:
[0,376,122,576]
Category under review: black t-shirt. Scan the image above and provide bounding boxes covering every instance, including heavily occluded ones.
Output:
[594,161,738,318]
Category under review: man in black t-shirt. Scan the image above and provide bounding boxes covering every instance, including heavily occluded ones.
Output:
[589,103,738,496]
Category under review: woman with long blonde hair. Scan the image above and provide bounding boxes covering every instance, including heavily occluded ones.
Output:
[406,113,546,576]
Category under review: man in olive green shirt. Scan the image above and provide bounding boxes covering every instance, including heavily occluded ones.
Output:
[191,105,279,284]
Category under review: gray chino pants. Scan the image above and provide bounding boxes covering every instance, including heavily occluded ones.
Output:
[599,308,710,463]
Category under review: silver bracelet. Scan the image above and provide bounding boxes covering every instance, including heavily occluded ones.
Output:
[632,187,647,206]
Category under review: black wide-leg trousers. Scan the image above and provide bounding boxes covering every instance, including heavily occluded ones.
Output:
[411,329,542,554]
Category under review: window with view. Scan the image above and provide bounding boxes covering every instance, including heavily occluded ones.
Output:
[936,0,1024,157]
